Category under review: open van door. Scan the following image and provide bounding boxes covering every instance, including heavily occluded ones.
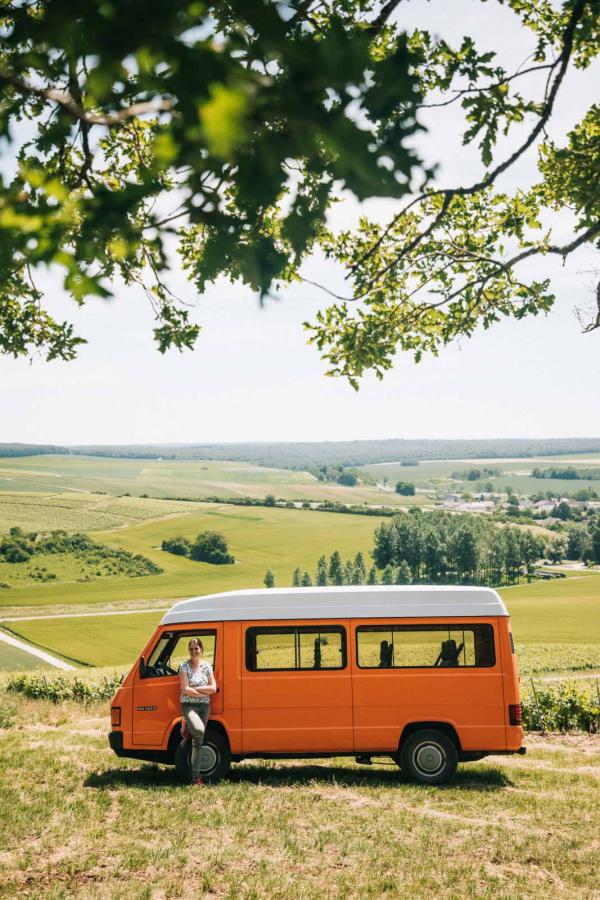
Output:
[132,625,223,748]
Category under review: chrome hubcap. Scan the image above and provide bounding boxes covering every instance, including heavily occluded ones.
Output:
[414,742,445,775]
[198,744,218,774]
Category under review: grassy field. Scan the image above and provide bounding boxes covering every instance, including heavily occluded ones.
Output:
[0,641,55,671]
[0,504,381,609]
[357,454,600,496]
[0,491,212,533]
[4,572,600,671]
[0,694,598,898]
[0,455,418,510]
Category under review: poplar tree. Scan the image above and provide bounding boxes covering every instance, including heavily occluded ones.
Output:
[328,551,343,586]
[316,555,329,587]
[263,569,275,589]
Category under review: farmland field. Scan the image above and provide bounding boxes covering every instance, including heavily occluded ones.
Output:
[0,693,598,898]
[4,572,600,671]
[357,453,600,496]
[1,455,599,676]
[0,504,382,609]
[0,491,213,533]
[0,640,55,671]
[0,455,419,511]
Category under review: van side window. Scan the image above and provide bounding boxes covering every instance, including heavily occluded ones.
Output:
[246,626,346,671]
[144,630,216,678]
[356,624,495,668]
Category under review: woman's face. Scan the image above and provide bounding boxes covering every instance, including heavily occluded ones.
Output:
[189,639,203,658]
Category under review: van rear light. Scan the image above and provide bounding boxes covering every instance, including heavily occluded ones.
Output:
[509,704,522,726]
[111,706,121,727]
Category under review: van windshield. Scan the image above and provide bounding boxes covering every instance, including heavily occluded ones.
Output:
[144,630,216,678]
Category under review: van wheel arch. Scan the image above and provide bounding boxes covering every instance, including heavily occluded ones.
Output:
[398,721,461,754]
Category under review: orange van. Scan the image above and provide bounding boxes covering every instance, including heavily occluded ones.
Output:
[109,585,525,785]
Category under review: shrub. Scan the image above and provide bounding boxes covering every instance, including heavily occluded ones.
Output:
[161,536,192,556]
[0,526,162,579]
[523,681,600,733]
[189,531,234,565]
[6,671,124,704]
[0,540,33,563]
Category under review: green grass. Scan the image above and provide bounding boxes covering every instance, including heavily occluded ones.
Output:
[4,612,163,667]
[6,573,600,671]
[517,644,600,676]
[0,504,382,608]
[0,454,417,510]
[0,640,55,671]
[0,490,208,533]
[0,696,598,898]
[498,573,600,644]
[357,453,600,496]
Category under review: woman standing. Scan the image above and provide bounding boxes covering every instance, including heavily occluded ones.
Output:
[179,638,217,785]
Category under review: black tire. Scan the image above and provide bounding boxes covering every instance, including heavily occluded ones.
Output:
[399,729,458,785]
[175,728,232,784]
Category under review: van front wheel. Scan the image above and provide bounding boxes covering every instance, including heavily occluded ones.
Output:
[175,728,231,784]
[399,729,458,785]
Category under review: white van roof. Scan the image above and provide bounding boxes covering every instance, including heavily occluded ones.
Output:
[161,585,508,625]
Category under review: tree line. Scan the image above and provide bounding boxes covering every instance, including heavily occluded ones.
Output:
[263,510,587,589]
[532,467,600,481]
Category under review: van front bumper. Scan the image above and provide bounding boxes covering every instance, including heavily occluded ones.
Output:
[108,730,175,764]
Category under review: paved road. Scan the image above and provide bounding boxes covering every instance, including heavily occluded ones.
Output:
[0,629,76,670]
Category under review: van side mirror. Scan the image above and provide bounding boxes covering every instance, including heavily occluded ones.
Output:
[139,656,147,678]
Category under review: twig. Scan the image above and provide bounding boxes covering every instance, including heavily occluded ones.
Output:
[0,71,174,127]
[349,0,588,284]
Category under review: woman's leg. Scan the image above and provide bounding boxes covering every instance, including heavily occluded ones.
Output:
[184,705,206,777]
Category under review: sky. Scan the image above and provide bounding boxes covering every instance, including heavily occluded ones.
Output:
[1,1,599,446]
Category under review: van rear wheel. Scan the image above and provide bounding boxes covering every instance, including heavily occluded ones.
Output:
[399,729,458,785]
[175,728,231,784]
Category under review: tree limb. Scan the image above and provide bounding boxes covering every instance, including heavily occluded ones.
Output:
[350,0,588,282]
[417,63,556,110]
[0,71,174,127]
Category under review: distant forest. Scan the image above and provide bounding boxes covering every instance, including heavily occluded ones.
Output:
[2,439,600,470]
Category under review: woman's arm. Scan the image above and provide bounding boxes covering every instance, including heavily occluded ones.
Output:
[179,667,206,698]
[193,669,217,696]
[179,666,217,698]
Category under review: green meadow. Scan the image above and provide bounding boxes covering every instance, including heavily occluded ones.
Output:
[0,454,413,510]
[1,695,598,898]
[357,453,600,496]
[0,503,381,609]
[0,490,205,533]
[1,454,599,675]
[5,572,600,671]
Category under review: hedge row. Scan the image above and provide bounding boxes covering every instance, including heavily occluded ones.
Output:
[4,672,599,734]
[5,671,123,703]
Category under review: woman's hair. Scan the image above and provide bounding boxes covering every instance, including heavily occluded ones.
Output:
[188,637,204,654]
